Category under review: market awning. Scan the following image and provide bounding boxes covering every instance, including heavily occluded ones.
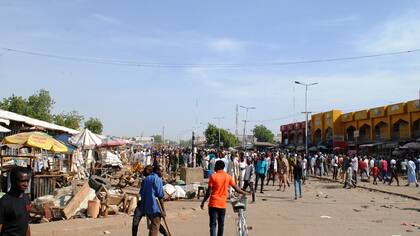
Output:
[254,142,275,147]
[100,136,127,147]
[400,142,420,150]
[0,118,10,125]
[317,145,328,150]
[381,142,399,149]
[70,128,102,149]
[296,146,305,151]
[55,134,77,153]
[359,143,381,148]
[0,125,10,133]
[308,146,318,152]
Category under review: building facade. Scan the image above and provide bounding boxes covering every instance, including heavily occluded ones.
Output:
[280,121,307,146]
[280,99,420,150]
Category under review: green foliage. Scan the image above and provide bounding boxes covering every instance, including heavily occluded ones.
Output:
[1,90,104,132]
[204,123,239,148]
[253,124,275,143]
[204,124,218,146]
[53,111,84,130]
[26,89,55,122]
[84,117,103,134]
[0,89,55,122]
[0,94,28,115]
[152,135,163,144]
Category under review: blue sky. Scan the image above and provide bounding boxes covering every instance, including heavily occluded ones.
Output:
[1,0,420,140]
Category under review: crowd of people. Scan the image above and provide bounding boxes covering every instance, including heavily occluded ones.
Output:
[130,147,420,193]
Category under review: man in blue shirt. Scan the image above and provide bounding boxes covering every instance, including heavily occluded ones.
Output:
[140,165,166,236]
[254,153,268,194]
[132,165,168,236]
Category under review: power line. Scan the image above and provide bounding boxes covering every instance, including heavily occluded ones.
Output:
[0,49,10,57]
[1,46,420,68]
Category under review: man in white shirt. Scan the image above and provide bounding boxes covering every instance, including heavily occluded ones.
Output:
[352,156,358,184]
[389,158,399,186]
[332,155,339,180]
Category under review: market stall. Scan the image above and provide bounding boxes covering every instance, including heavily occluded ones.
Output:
[1,131,69,199]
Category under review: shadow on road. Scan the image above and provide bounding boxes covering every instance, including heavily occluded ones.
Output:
[400,208,420,212]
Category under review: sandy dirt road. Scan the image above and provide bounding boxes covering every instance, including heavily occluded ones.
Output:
[32,178,420,236]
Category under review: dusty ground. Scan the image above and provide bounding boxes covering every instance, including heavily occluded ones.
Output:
[32,178,420,236]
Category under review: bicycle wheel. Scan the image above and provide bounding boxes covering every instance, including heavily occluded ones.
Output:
[241,214,248,236]
[237,209,248,236]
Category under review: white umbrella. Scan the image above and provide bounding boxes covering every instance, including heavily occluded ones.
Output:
[70,128,102,149]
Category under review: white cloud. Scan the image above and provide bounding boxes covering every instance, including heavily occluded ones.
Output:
[208,38,243,52]
[359,11,420,53]
[92,13,121,25]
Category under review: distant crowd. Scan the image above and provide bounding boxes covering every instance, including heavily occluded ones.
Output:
[130,147,420,193]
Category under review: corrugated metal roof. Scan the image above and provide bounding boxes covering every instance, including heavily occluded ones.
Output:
[0,109,79,134]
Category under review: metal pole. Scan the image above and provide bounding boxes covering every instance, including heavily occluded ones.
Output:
[213,117,224,148]
[295,81,318,157]
[239,106,255,149]
[305,85,308,157]
[218,127,221,148]
[242,119,246,149]
[244,109,249,148]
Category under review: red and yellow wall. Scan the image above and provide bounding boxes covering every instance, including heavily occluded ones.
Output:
[302,99,420,148]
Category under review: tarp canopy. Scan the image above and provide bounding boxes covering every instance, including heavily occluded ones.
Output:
[55,133,77,153]
[101,151,122,167]
[400,142,420,150]
[359,143,382,148]
[309,146,318,152]
[296,146,305,151]
[100,136,127,147]
[4,131,68,152]
[0,125,10,133]
[0,109,78,134]
[254,141,275,147]
[70,128,102,149]
[0,118,10,125]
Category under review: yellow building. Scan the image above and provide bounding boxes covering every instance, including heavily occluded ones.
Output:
[309,99,420,149]
[311,110,344,148]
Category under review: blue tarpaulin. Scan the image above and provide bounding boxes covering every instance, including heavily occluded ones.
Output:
[55,133,76,153]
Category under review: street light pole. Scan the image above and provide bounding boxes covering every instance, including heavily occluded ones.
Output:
[295,81,318,157]
[239,105,256,148]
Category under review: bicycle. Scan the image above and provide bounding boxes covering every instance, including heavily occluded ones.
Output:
[231,195,249,236]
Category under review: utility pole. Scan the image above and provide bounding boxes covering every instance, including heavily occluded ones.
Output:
[239,105,256,149]
[295,81,318,157]
[192,131,195,167]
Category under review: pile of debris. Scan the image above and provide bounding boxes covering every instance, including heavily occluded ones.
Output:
[31,172,139,223]
[30,167,207,223]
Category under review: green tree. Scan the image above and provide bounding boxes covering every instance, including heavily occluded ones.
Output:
[26,89,55,122]
[204,124,239,148]
[253,124,275,143]
[0,94,29,115]
[84,117,103,134]
[152,135,163,144]
[54,111,84,130]
[0,89,55,122]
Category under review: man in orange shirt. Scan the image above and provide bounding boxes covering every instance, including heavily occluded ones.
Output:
[201,160,248,236]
